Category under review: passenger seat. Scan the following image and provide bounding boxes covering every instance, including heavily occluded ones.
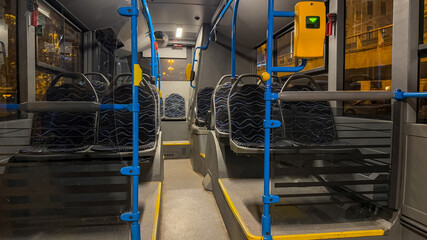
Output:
[20,73,99,156]
[91,74,157,155]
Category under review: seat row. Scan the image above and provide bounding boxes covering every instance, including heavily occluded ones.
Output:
[18,72,159,159]
[194,73,345,154]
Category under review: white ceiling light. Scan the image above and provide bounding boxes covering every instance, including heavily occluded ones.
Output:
[176,27,183,38]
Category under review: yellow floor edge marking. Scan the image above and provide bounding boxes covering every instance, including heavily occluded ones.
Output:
[273,230,385,240]
[151,182,162,240]
[218,179,263,240]
[200,153,206,159]
[218,179,385,240]
[162,141,190,146]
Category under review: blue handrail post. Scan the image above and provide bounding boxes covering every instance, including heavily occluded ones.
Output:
[262,1,275,239]
[394,89,427,100]
[141,0,158,88]
[118,0,141,239]
[156,49,161,90]
[231,0,240,80]
[262,1,307,239]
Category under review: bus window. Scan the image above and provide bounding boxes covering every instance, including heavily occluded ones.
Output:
[0,0,18,121]
[344,0,393,119]
[256,44,266,75]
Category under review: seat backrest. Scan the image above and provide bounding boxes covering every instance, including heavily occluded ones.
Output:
[213,75,236,134]
[196,87,214,126]
[148,83,161,134]
[280,76,338,145]
[97,74,156,150]
[84,73,110,98]
[144,73,161,134]
[31,73,98,150]
[165,93,186,118]
[229,75,266,147]
[214,83,232,133]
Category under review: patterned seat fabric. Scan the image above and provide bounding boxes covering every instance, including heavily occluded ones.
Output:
[92,84,156,152]
[229,84,266,148]
[160,97,164,117]
[214,83,232,133]
[196,87,214,127]
[280,85,340,146]
[148,84,160,133]
[90,81,109,100]
[165,93,185,118]
[21,82,98,153]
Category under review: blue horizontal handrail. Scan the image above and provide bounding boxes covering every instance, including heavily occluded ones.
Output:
[271,59,307,73]
[394,89,427,100]
[190,0,234,88]
[272,11,295,17]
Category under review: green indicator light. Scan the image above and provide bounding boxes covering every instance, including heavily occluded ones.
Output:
[306,16,320,29]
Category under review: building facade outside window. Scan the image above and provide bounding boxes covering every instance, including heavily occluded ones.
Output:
[256,44,266,75]
[344,0,393,119]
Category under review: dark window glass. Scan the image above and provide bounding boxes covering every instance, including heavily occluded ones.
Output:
[0,0,18,121]
[140,48,192,81]
[381,2,386,16]
[345,0,393,119]
[256,44,266,75]
[35,2,82,100]
[367,1,373,15]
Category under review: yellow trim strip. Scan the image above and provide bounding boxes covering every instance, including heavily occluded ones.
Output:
[134,64,143,86]
[219,179,262,240]
[151,182,162,240]
[200,153,206,159]
[218,179,385,240]
[162,141,190,146]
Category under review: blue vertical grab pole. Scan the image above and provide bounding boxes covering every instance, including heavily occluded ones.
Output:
[262,1,306,239]
[262,1,275,239]
[231,0,239,80]
[141,0,158,88]
[156,49,161,90]
[118,1,141,240]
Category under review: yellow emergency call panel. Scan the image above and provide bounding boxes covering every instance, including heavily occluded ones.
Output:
[294,1,326,58]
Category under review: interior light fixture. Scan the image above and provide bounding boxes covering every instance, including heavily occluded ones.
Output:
[176,27,183,38]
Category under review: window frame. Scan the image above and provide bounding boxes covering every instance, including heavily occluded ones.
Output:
[417,0,427,123]
[274,23,329,76]
[253,23,329,78]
